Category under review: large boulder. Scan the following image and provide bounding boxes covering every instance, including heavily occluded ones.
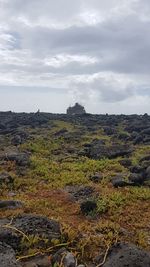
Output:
[0,214,61,251]
[103,243,150,267]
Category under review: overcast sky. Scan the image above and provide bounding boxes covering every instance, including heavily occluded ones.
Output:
[0,0,150,114]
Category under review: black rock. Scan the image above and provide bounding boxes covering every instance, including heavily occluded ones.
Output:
[0,172,14,185]
[133,135,143,145]
[146,166,150,180]
[128,173,145,185]
[0,214,61,251]
[89,173,103,183]
[139,155,150,163]
[111,178,131,188]
[129,165,145,174]
[66,185,94,201]
[82,140,133,160]
[80,200,97,215]
[119,159,132,168]
[0,200,23,210]
[11,135,22,146]
[103,242,150,267]
[54,128,68,137]
[0,242,21,267]
[0,152,30,166]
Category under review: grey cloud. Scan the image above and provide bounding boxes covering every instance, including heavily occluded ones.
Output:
[0,0,150,113]
[69,74,135,104]
[10,14,149,76]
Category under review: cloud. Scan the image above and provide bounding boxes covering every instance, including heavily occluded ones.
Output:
[0,0,150,113]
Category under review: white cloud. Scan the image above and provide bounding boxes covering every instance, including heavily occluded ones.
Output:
[44,54,98,68]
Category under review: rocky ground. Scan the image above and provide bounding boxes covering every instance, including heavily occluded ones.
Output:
[0,111,150,266]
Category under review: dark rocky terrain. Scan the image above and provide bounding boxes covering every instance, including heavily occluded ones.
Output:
[0,111,150,266]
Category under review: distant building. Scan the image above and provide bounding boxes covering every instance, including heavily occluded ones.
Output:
[67,103,86,115]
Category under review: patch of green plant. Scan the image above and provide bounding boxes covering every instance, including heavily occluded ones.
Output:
[128,187,150,201]
[132,145,150,165]
[97,191,127,214]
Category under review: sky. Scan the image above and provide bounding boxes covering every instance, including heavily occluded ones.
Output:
[0,0,150,114]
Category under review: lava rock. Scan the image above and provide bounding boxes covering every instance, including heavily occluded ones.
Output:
[111,177,131,188]
[103,242,150,267]
[0,214,61,251]
[0,172,14,185]
[66,186,94,201]
[0,242,21,267]
[63,252,76,267]
[80,200,97,215]
[129,165,145,174]
[119,159,132,168]
[0,152,30,166]
[82,140,133,160]
[11,135,22,146]
[128,173,145,185]
[0,200,23,210]
[54,128,68,137]
[89,173,103,183]
[146,166,150,180]
[133,135,143,145]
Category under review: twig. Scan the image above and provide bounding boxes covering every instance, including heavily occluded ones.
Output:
[45,241,71,252]
[96,245,110,267]
[16,242,71,262]
[16,252,42,261]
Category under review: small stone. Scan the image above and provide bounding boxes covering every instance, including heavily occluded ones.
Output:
[63,252,76,267]
[89,173,103,183]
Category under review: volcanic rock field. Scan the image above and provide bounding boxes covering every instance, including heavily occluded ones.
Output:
[0,111,150,266]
